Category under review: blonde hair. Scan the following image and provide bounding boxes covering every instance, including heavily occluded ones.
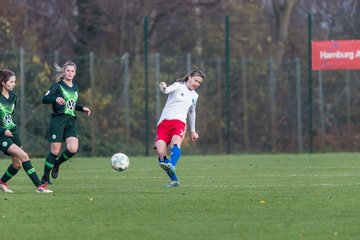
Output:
[54,60,77,81]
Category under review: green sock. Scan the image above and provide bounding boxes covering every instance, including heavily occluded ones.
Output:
[56,149,75,166]
[43,153,57,178]
[22,161,41,187]
[1,164,19,183]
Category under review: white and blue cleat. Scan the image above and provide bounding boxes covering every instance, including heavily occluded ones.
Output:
[164,181,180,188]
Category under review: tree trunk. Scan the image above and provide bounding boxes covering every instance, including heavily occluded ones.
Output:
[270,0,299,152]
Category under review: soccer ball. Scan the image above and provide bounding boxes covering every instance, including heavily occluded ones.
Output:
[111,153,129,171]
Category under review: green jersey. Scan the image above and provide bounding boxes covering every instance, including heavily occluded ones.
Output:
[42,80,84,117]
[0,92,16,133]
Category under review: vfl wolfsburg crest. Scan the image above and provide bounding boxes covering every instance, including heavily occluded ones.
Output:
[66,99,76,111]
[2,113,15,129]
[3,113,13,125]
[0,99,15,130]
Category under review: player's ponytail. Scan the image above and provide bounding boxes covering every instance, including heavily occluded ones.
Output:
[53,60,77,81]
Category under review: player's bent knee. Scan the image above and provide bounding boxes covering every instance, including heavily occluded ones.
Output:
[21,152,30,161]
[157,150,167,158]
[67,147,78,154]
[51,148,62,156]
[66,142,78,153]
[13,162,22,169]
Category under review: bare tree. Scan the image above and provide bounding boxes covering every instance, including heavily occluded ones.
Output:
[268,0,299,152]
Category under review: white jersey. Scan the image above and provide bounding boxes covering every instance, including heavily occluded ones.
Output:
[158,81,198,132]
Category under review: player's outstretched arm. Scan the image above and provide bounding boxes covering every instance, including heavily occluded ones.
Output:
[83,107,91,116]
[159,82,180,94]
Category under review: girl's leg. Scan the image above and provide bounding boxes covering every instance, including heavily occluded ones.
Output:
[52,137,78,179]
[0,156,21,193]
[155,140,178,182]
[170,135,182,166]
[42,142,62,182]
[5,144,43,188]
[162,135,183,187]
[155,139,168,160]
[57,137,78,165]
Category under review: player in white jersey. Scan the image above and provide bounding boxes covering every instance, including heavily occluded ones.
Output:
[154,69,205,188]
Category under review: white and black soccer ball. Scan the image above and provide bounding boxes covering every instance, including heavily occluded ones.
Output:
[111,153,129,172]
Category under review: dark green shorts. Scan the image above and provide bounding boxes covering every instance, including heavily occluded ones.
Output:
[0,128,21,154]
[48,115,78,142]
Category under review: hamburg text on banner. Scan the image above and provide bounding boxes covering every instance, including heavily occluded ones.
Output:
[312,40,360,70]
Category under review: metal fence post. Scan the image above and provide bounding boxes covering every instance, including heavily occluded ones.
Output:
[19,48,25,145]
[89,52,96,156]
[241,58,249,151]
[318,71,325,150]
[225,15,231,154]
[122,53,130,144]
[144,16,149,156]
[295,57,303,152]
[155,52,161,120]
[269,58,277,152]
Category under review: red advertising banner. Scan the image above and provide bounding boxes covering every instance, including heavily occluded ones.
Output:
[312,40,360,70]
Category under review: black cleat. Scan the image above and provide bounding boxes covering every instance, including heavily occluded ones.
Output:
[41,176,52,185]
[51,164,60,179]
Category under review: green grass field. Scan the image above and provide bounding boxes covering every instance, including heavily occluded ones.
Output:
[0,153,360,240]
